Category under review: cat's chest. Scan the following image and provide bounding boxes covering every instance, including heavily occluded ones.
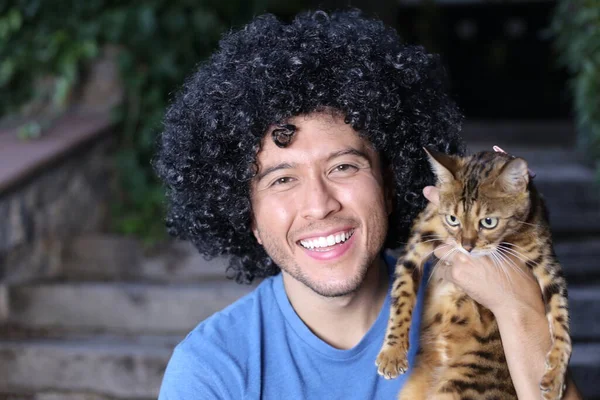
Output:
[427,270,465,305]
[423,276,477,327]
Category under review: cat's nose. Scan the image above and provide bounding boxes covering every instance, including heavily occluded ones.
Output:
[461,241,474,252]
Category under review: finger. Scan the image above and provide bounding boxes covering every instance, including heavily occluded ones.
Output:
[423,186,440,206]
[440,253,473,285]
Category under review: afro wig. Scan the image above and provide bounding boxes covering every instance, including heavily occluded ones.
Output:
[153,9,466,284]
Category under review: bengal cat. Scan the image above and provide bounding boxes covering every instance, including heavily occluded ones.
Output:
[376,148,571,400]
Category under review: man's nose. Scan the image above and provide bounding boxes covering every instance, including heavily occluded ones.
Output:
[300,176,341,220]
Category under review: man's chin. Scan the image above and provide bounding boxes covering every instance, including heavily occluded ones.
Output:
[298,275,364,298]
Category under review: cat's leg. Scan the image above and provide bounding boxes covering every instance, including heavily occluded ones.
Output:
[376,230,436,379]
[532,258,571,400]
[397,366,430,400]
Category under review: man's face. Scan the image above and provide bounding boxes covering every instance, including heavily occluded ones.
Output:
[251,112,391,297]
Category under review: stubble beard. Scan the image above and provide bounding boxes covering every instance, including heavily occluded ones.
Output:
[257,229,378,298]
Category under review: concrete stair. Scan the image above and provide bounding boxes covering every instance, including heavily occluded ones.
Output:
[0,120,598,399]
[555,239,600,283]
[0,336,176,400]
[0,336,596,400]
[468,144,600,237]
[4,280,597,339]
[7,281,254,335]
[467,123,600,399]
[461,120,577,147]
[0,239,251,399]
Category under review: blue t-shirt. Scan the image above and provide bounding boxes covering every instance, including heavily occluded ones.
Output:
[158,255,428,399]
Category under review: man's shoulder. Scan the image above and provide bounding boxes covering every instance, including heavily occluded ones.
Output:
[159,276,279,399]
[184,275,276,350]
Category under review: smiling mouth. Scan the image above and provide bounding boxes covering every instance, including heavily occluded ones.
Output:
[298,229,355,251]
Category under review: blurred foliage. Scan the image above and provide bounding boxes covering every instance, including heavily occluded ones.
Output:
[0,0,309,244]
[551,0,600,177]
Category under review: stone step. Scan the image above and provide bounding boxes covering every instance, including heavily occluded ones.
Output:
[0,336,596,400]
[7,281,256,335]
[0,392,115,400]
[6,280,599,341]
[62,235,232,283]
[0,335,177,399]
[466,144,600,235]
[466,144,589,166]
[569,343,600,400]
[461,120,577,147]
[555,239,600,283]
[568,285,600,341]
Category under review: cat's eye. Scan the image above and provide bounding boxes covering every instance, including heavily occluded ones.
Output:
[480,217,498,229]
[445,215,460,226]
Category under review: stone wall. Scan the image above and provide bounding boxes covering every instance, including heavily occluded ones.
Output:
[0,135,114,284]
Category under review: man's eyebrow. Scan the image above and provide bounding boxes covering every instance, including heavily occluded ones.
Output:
[255,162,296,182]
[327,148,372,164]
[255,148,370,182]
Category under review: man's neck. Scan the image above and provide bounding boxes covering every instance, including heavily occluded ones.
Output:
[282,258,389,350]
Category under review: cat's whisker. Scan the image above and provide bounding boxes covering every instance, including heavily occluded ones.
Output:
[494,249,530,280]
[490,251,513,288]
[419,235,446,242]
[497,242,533,260]
[500,241,532,254]
[421,233,444,239]
[419,238,445,245]
[497,247,529,264]
[497,251,530,271]
[491,252,511,287]
[497,244,534,265]
[496,246,528,264]
[392,236,445,249]
[428,247,459,286]
[421,243,452,263]
[496,249,540,285]
[515,220,543,229]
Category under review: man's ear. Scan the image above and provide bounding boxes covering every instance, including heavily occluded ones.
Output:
[383,166,395,216]
[251,220,263,245]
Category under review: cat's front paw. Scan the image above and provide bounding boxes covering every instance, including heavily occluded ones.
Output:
[539,351,567,400]
[375,345,408,379]
[540,375,566,400]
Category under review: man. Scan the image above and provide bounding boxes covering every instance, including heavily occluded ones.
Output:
[155,10,582,399]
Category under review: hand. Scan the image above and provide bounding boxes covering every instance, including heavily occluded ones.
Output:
[422,186,544,317]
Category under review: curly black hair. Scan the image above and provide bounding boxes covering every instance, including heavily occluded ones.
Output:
[153,9,465,284]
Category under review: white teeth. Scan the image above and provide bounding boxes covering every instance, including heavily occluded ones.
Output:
[300,230,354,249]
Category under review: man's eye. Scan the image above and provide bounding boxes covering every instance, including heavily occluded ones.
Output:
[271,177,293,186]
[332,164,358,173]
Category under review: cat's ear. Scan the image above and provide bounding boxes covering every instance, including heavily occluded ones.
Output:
[423,147,457,184]
[497,158,529,193]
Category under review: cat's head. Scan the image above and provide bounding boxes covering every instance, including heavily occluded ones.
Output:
[424,148,532,256]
